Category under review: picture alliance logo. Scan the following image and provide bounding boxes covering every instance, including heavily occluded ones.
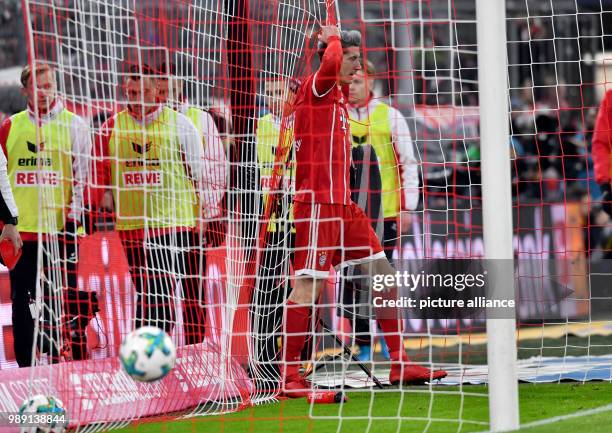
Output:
[372,270,488,292]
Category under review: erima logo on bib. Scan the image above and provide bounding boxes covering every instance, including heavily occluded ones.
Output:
[15,170,59,186]
[132,142,152,154]
[27,141,45,153]
[123,171,162,187]
[352,134,368,145]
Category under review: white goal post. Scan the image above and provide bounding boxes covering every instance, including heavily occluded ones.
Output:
[476,0,520,431]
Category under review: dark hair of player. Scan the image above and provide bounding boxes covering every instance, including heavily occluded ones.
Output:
[127,63,156,80]
[317,29,362,60]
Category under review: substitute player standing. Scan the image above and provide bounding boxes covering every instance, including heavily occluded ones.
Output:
[344,60,420,360]
[157,62,227,343]
[97,64,203,334]
[0,63,93,365]
[254,77,298,385]
[282,26,447,396]
[337,108,386,362]
[157,63,227,223]
[348,60,419,246]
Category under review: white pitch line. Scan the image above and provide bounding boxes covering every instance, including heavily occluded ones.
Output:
[472,403,612,433]
[516,403,612,431]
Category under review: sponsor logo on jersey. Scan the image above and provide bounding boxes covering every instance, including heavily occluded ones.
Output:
[125,159,160,168]
[131,141,152,154]
[122,171,163,187]
[17,156,52,167]
[261,175,272,191]
[15,170,59,186]
[260,175,294,191]
[26,140,45,153]
[352,134,368,145]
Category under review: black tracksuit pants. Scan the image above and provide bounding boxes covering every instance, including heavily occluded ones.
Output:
[121,230,206,341]
[10,241,37,367]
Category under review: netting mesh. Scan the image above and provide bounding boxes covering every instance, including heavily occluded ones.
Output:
[0,0,609,431]
[16,0,328,427]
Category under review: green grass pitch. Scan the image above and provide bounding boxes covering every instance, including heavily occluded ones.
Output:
[111,383,612,433]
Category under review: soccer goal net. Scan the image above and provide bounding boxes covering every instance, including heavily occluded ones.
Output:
[0,0,609,432]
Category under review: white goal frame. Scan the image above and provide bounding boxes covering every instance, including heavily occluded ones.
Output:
[476,0,520,431]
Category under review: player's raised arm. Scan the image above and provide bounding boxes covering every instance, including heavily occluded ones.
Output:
[313,25,343,96]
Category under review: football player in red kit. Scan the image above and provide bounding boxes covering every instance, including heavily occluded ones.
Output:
[282,26,447,396]
[593,89,612,217]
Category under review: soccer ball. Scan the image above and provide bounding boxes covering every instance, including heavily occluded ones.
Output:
[18,394,66,433]
[119,326,176,382]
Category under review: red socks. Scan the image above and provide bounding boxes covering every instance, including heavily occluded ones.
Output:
[377,318,408,362]
[282,300,311,379]
[282,303,407,378]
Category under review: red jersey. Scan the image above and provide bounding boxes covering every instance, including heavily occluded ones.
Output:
[294,38,352,205]
[593,89,612,184]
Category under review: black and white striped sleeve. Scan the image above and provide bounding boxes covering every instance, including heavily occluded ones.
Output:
[0,149,18,223]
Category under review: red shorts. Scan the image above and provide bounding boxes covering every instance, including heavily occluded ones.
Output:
[293,201,385,278]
